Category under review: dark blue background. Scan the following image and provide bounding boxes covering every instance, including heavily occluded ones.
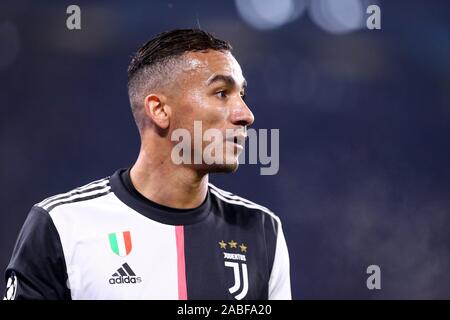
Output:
[1,0,449,299]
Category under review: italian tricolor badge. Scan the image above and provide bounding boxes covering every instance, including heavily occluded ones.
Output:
[109,231,132,257]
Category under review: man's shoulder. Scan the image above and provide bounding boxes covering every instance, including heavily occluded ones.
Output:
[208,183,281,224]
[34,176,112,213]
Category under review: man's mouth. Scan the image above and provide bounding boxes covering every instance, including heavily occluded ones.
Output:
[227,134,246,148]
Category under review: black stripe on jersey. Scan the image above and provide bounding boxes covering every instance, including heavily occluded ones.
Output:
[45,188,111,212]
[5,206,72,299]
[41,183,110,209]
[208,186,280,297]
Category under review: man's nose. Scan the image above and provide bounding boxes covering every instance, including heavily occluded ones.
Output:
[230,101,255,127]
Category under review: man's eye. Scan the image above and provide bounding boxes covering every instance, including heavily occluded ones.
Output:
[216,91,227,99]
[241,93,247,102]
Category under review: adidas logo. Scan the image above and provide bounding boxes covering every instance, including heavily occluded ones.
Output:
[109,263,142,285]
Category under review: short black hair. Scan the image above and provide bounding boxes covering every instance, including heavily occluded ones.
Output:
[128,28,232,84]
[127,28,232,130]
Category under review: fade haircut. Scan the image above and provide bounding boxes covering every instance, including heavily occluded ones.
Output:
[127,29,232,130]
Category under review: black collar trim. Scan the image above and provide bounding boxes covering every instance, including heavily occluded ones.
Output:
[110,168,211,225]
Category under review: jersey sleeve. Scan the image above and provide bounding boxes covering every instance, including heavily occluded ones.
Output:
[3,206,71,300]
[268,219,292,300]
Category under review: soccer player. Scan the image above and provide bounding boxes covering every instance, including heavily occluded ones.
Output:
[3,29,291,300]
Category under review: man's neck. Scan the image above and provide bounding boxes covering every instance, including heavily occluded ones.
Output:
[129,148,209,209]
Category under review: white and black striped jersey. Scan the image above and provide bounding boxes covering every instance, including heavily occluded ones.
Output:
[4,168,291,300]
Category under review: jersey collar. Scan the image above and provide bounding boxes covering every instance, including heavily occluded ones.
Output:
[110,168,211,225]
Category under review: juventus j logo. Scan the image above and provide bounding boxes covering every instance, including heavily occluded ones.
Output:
[224,261,248,300]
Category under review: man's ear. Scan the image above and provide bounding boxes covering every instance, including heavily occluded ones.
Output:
[144,94,171,129]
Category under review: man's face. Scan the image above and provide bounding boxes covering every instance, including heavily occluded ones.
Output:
[168,50,254,173]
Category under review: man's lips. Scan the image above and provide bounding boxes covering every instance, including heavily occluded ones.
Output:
[226,134,247,147]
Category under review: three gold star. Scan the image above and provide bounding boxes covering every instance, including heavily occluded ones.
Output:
[219,240,247,252]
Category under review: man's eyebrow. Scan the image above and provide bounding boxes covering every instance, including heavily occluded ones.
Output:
[206,74,247,90]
